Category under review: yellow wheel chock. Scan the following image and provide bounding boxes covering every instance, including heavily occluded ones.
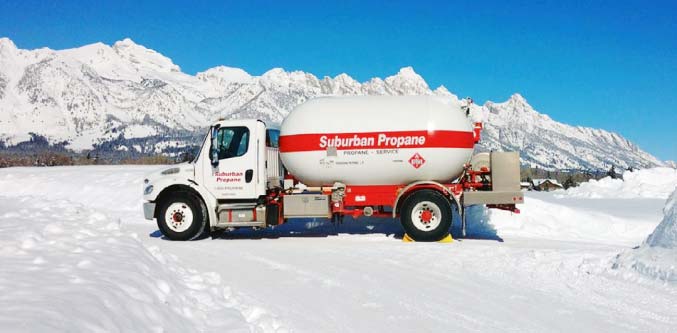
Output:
[402,234,453,243]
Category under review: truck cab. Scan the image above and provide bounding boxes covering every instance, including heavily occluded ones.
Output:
[143,119,283,240]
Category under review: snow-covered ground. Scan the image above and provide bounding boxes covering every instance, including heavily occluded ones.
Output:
[1,166,676,332]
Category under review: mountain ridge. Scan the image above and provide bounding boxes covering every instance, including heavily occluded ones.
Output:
[0,37,665,170]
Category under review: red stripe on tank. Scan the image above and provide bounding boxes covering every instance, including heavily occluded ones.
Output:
[279,130,474,152]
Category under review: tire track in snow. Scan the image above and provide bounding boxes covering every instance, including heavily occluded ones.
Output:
[148,247,290,332]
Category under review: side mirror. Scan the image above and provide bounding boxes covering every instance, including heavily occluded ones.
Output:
[210,126,220,167]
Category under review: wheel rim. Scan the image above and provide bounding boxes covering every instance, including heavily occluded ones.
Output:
[410,201,442,231]
[164,202,194,232]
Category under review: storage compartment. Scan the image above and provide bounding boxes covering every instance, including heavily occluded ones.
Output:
[216,204,266,225]
[490,151,520,192]
[218,208,255,222]
[463,151,522,205]
[283,194,331,218]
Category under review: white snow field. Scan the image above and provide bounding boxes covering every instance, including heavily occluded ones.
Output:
[1,166,676,332]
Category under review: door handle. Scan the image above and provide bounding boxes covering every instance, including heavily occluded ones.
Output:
[245,169,254,183]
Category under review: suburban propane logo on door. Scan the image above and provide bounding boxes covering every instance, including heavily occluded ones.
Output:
[214,171,243,183]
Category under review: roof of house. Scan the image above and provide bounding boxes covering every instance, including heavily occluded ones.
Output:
[533,179,562,187]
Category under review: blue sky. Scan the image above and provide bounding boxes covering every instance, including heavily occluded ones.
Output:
[1,0,676,161]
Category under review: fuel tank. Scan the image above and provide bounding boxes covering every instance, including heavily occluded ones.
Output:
[279,96,475,186]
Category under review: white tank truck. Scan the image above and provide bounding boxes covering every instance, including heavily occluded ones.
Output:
[142,96,523,242]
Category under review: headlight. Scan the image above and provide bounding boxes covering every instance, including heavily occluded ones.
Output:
[144,185,154,195]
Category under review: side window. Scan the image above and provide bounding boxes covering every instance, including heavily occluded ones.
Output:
[217,126,249,159]
[266,129,280,148]
[237,131,249,156]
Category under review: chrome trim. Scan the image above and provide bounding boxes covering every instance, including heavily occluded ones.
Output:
[217,203,258,212]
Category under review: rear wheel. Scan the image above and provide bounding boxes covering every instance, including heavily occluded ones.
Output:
[157,192,208,241]
[400,190,452,242]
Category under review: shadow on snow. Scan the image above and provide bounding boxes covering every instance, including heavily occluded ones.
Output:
[150,205,503,242]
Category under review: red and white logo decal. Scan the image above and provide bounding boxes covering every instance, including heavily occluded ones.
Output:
[409,153,425,169]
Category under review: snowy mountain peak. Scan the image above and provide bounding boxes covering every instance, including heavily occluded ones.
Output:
[0,37,19,62]
[485,93,537,116]
[498,93,530,108]
[395,66,420,78]
[0,37,17,52]
[433,85,458,99]
[333,73,357,83]
[78,41,108,49]
[384,66,429,94]
[112,38,140,49]
[197,66,252,84]
[62,41,113,59]
[112,38,180,73]
[261,67,287,78]
[508,93,527,104]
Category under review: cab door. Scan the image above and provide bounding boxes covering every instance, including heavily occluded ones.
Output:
[201,121,265,200]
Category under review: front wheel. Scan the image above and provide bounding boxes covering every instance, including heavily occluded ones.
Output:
[400,190,453,242]
[157,192,208,241]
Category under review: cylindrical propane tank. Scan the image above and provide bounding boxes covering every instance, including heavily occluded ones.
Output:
[279,96,475,186]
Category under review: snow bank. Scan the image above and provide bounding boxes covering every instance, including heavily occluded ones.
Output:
[646,188,677,248]
[0,195,256,332]
[487,168,674,245]
[483,193,662,245]
[0,167,288,332]
[0,165,154,222]
[560,167,677,199]
[613,188,677,282]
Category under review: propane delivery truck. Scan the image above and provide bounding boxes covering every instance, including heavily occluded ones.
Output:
[142,96,523,242]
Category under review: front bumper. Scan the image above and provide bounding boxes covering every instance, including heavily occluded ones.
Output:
[143,202,156,220]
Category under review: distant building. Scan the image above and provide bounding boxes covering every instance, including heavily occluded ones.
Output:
[532,179,563,191]
[520,181,533,191]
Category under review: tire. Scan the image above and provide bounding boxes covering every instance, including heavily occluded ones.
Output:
[156,192,208,241]
[400,190,453,242]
